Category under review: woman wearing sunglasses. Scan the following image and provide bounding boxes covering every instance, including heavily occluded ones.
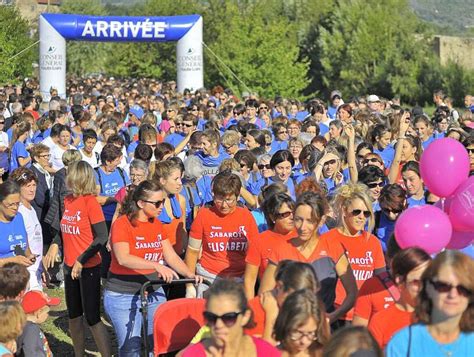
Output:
[375,184,407,252]
[260,191,357,324]
[244,193,297,299]
[368,247,431,349]
[322,183,386,326]
[358,166,386,213]
[274,289,330,356]
[387,250,474,356]
[182,279,280,356]
[105,180,200,356]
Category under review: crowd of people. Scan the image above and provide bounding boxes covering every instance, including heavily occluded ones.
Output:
[0,76,473,357]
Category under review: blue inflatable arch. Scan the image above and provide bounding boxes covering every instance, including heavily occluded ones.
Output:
[39,13,203,100]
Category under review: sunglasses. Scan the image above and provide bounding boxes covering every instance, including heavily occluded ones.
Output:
[382,207,403,215]
[0,121,4,124]
[278,130,288,135]
[143,199,165,208]
[258,164,271,170]
[467,148,474,154]
[324,159,337,166]
[166,109,175,113]
[259,106,268,110]
[276,211,293,220]
[351,209,371,218]
[175,122,183,126]
[363,158,382,165]
[183,123,193,128]
[203,311,242,327]
[240,163,247,168]
[430,280,472,297]
[366,182,385,189]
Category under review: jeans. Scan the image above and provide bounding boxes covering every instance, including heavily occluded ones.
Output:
[195,263,244,297]
[103,288,166,357]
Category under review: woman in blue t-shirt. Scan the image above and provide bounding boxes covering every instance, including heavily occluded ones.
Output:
[9,121,32,173]
[0,180,35,267]
[386,250,474,357]
[401,161,426,207]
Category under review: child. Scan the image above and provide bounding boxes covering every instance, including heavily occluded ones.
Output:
[17,291,54,357]
[0,301,26,356]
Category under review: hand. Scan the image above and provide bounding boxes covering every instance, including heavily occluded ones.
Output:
[335,171,344,185]
[43,244,59,270]
[319,152,339,166]
[71,260,83,280]
[154,264,179,283]
[343,124,355,140]
[106,238,111,252]
[399,112,411,136]
[260,290,279,320]
[185,284,197,298]
[11,255,34,267]
[189,274,203,285]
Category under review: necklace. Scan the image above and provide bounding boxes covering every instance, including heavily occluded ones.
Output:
[432,332,461,357]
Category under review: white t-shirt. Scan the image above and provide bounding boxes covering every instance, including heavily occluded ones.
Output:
[50,144,76,171]
[80,149,100,168]
[41,136,56,150]
[0,131,9,148]
[19,203,43,291]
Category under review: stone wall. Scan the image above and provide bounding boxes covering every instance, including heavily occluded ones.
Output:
[433,35,474,70]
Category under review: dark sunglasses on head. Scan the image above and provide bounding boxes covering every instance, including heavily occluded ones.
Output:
[363,157,381,165]
[258,164,271,170]
[366,182,385,189]
[276,211,293,220]
[430,280,472,298]
[143,199,165,208]
[203,311,242,327]
[351,209,371,218]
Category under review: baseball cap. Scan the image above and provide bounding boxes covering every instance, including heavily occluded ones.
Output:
[21,291,61,314]
[330,90,342,100]
[129,105,144,120]
[367,95,381,103]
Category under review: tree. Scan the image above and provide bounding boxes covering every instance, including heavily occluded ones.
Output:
[60,0,111,76]
[205,1,310,98]
[312,0,432,103]
[0,6,35,83]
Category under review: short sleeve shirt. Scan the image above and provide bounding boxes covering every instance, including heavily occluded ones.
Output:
[0,213,28,259]
[353,275,397,322]
[60,195,105,268]
[268,234,345,313]
[323,228,386,320]
[189,206,258,277]
[110,215,167,276]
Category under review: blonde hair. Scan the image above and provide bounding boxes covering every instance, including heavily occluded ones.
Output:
[0,301,26,343]
[219,158,240,172]
[221,131,240,147]
[333,182,375,234]
[62,149,82,167]
[66,161,98,197]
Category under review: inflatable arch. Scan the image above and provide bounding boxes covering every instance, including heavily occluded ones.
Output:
[39,13,203,100]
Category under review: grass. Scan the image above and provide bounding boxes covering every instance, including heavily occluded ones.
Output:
[42,287,117,356]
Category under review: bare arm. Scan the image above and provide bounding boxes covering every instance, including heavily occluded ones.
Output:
[243,263,259,299]
[328,254,358,323]
[240,187,257,209]
[162,240,195,278]
[344,125,358,182]
[388,113,411,184]
[258,263,277,295]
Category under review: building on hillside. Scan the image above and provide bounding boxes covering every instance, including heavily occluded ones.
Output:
[433,35,474,70]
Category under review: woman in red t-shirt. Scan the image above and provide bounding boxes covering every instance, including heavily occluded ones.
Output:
[368,247,431,349]
[184,171,259,297]
[59,161,111,357]
[244,192,297,299]
[259,191,358,324]
[152,159,187,255]
[104,180,200,355]
[326,182,387,325]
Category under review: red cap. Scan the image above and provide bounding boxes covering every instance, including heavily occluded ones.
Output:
[21,291,60,314]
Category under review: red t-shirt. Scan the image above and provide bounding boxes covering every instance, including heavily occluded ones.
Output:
[368,305,414,349]
[245,229,297,279]
[268,234,345,313]
[110,215,167,276]
[61,195,105,268]
[323,229,386,321]
[189,206,258,277]
[353,275,398,322]
[245,296,265,337]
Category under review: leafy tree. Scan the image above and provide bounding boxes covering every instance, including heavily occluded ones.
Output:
[205,1,310,98]
[0,6,35,83]
[61,0,111,76]
[312,0,431,103]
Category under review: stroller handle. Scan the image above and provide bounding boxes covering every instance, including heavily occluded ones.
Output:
[140,278,211,304]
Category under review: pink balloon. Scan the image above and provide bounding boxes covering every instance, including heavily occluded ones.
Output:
[420,138,470,198]
[446,230,474,250]
[395,205,452,254]
[449,176,474,232]
[434,197,453,215]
